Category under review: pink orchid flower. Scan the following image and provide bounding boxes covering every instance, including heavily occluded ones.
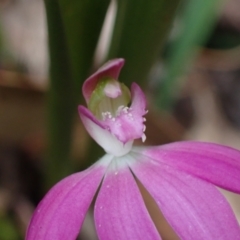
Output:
[26,59,240,240]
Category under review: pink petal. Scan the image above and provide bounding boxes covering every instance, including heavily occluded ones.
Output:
[78,106,133,156]
[129,153,240,240]
[26,161,108,240]
[130,82,147,116]
[83,59,125,103]
[103,83,147,143]
[134,141,240,193]
[94,159,161,240]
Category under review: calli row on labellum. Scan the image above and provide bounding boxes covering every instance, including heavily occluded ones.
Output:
[26,59,240,240]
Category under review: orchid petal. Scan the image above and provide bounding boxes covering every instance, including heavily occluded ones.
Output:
[128,152,240,240]
[79,105,133,156]
[26,155,112,240]
[94,158,161,240]
[134,141,240,193]
[130,82,147,116]
[83,59,125,103]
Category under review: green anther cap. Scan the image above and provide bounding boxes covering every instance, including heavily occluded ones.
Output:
[88,78,131,119]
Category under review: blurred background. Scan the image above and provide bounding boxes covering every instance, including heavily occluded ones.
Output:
[0,0,240,239]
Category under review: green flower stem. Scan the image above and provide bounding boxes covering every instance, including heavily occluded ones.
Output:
[44,0,111,188]
[44,0,75,188]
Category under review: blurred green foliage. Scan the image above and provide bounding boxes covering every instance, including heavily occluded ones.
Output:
[0,216,20,240]
[107,0,180,86]
[44,0,110,187]
[158,0,224,109]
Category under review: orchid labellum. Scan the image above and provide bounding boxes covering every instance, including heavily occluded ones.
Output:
[26,59,240,240]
